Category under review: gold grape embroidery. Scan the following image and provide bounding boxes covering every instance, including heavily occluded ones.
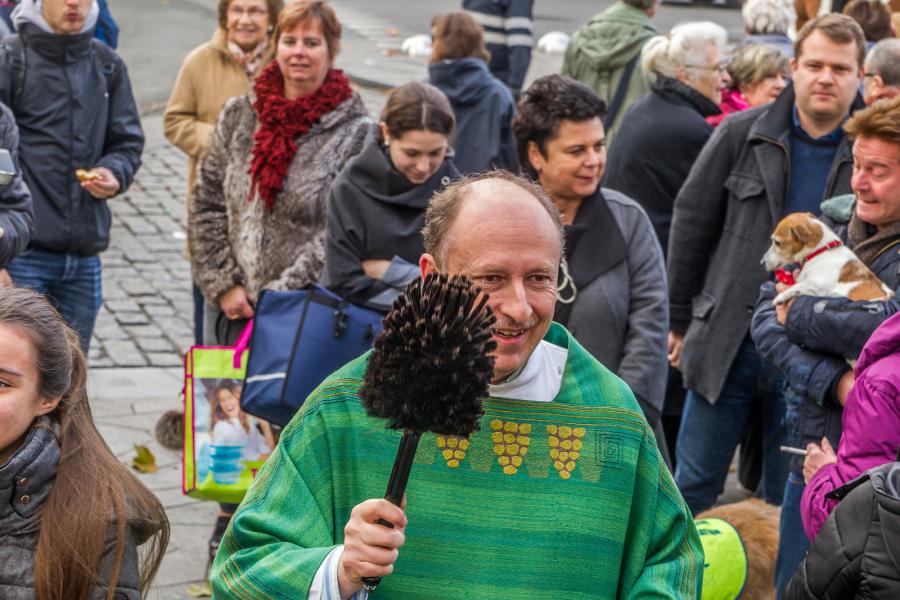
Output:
[436,434,469,468]
[491,420,531,475]
[547,425,586,479]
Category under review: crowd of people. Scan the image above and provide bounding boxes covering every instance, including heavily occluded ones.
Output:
[0,0,899,597]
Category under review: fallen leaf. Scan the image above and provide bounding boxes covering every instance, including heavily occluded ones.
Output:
[186,581,212,597]
[132,444,158,473]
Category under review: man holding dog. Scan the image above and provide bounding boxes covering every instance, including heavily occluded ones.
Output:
[210,172,703,599]
[666,13,867,595]
[753,95,900,590]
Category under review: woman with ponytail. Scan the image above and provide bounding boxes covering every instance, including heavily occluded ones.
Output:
[0,286,169,599]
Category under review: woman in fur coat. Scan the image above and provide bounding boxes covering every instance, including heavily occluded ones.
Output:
[187,0,370,571]
[189,0,371,345]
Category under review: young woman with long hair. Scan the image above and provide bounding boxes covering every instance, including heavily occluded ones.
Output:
[0,286,169,599]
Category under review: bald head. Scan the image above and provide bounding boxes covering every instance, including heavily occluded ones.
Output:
[419,171,565,383]
[422,171,564,268]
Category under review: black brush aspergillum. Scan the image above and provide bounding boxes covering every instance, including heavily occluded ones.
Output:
[358,272,496,592]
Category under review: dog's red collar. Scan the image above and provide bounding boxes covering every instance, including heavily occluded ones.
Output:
[775,240,843,287]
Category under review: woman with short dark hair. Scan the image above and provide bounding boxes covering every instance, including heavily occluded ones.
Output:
[428,11,518,174]
[514,73,671,465]
[165,0,284,344]
[321,82,460,312]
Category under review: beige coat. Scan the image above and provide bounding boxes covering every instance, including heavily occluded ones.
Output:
[164,28,255,200]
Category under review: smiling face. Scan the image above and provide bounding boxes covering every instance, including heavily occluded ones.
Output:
[276,18,331,99]
[529,118,606,205]
[42,0,92,34]
[420,179,562,383]
[217,388,241,419]
[226,0,271,52]
[852,136,900,230]
[381,124,450,185]
[0,324,59,465]
[792,30,862,129]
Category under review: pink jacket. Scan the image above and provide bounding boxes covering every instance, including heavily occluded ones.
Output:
[705,89,750,127]
[801,311,900,540]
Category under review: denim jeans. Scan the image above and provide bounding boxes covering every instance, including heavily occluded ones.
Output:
[775,470,810,598]
[674,337,789,514]
[6,248,102,354]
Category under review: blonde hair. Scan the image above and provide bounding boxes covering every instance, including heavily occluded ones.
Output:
[728,44,790,92]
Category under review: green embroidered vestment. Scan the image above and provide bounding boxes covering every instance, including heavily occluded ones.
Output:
[212,324,703,599]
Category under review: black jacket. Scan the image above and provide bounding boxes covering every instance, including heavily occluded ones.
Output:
[786,461,900,599]
[667,85,864,403]
[320,128,460,312]
[0,101,31,266]
[604,76,719,255]
[0,23,143,256]
[429,57,518,175]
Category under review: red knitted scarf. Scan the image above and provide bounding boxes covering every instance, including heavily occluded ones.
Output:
[248,62,353,208]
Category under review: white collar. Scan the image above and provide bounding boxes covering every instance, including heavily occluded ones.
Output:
[488,340,568,402]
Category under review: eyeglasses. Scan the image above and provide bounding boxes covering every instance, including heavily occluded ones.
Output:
[228,6,269,18]
[684,63,730,75]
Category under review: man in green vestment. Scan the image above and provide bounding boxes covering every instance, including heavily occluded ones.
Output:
[211,172,703,599]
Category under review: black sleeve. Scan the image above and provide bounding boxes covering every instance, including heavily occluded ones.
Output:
[0,102,32,266]
[784,479,874,600]
[320,183,391,302]
[786,294,900,359]
[96,56,144,195]
[666,118,736,332]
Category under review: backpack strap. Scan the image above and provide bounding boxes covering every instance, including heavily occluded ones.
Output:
[603,52,640,131]
[90,39,118,95]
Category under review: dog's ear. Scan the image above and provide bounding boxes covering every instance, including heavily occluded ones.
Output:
[791,223,812,245]
[791,220,821,247]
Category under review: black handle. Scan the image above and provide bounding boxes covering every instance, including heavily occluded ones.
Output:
[361,430,421,593]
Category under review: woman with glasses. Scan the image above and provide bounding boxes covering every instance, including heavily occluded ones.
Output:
[603,21,728,468]
[164,0,284,345]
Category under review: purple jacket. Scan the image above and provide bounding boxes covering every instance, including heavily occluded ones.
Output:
[801,311,900,541]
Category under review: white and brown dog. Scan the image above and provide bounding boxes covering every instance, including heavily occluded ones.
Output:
[762,212,894,306]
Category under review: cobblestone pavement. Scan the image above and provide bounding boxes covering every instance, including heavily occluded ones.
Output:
[90,87,389,370]
[89,143,195,369]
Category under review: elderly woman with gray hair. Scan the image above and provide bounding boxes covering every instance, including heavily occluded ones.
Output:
[603,21,728,465]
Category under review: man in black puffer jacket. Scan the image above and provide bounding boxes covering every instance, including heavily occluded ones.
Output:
[785,459,900,599]
[0,0,142,352]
